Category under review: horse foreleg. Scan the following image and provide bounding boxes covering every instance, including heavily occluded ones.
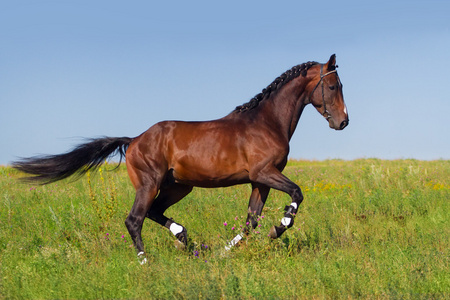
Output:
[268,200,301,239]
[250,165,304,239]
[245,184,270,233]
[225,184,270,250]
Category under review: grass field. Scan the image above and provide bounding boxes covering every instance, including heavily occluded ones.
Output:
[0,159,449,299]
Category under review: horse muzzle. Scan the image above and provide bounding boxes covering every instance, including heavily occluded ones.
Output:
[339,118,349,130]
[329,117,349,130]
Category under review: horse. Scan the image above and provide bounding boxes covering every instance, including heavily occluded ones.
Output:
[13,54,349,262]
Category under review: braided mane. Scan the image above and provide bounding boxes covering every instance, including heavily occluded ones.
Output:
[234,61,318,113]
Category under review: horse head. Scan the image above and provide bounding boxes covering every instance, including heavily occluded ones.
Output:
[308,54,349,130]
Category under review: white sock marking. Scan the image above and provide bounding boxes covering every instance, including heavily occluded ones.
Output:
[137,251,147,265]
[170,223,183,236]
[290,202,298,210]
[225,233,243,251]
[281,217,292,226]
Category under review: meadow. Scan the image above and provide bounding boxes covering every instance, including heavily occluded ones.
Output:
[0,159,448,299]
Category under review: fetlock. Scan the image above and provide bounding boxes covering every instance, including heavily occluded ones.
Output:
[175,229,188,245]
[269,225,287,239]
[281,202,298,228]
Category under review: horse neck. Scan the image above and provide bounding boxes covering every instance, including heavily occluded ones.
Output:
[260,77,309,140]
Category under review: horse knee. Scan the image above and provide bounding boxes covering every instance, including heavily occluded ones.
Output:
[292,187,304,204]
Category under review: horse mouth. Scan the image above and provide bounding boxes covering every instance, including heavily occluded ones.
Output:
[329,118,349,130]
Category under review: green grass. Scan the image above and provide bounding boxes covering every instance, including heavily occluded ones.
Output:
[0,159,449,299]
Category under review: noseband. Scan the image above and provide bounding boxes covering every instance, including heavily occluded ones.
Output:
[308,64,339,120]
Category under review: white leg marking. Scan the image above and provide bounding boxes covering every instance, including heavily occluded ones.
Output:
[225,233,243,251]
[170,223,183,236]
[290,202,298,210]
[137,251,147,265]
[281,217,292,226]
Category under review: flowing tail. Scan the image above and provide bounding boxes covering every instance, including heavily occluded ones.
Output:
[12,137,133,184]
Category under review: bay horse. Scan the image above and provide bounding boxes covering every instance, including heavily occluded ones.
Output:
[13,54,349,261]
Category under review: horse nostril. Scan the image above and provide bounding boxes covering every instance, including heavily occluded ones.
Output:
[340,119,349,130]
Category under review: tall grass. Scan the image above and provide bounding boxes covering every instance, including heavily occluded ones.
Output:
[0,159,448,298]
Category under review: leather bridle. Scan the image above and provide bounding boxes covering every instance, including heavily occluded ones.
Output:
[307,64,341,121]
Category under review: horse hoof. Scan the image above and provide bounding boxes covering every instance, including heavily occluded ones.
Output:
[269,226,278,239]
[269,225,286,239]
[174,239,186,250]
[139,257,148,265]
[137,251,148,265]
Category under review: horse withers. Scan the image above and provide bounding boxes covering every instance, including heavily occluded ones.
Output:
[13,54,349,261]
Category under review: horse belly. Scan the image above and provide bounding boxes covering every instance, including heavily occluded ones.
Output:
[173,169,250,188]
[171,149,249,188]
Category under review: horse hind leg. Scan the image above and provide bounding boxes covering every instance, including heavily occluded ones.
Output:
[146,183,193,250]
[125,185,159,264]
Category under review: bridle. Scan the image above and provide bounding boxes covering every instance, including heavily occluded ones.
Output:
[307,64,341,121]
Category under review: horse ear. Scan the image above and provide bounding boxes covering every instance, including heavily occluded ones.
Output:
[326,54,337,71]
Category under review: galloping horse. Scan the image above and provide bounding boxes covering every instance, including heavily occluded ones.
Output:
[13,54,349,260]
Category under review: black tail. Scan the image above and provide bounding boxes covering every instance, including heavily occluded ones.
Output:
[12,137,133,185]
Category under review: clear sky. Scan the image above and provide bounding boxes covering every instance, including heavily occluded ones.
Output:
[1,0,449,165]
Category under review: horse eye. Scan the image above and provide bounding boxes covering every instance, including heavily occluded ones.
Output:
[329,85,335,90]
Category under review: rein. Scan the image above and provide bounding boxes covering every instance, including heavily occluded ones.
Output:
[308,64,339,120]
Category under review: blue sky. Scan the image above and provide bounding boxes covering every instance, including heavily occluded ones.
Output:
[1,0,449,165]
